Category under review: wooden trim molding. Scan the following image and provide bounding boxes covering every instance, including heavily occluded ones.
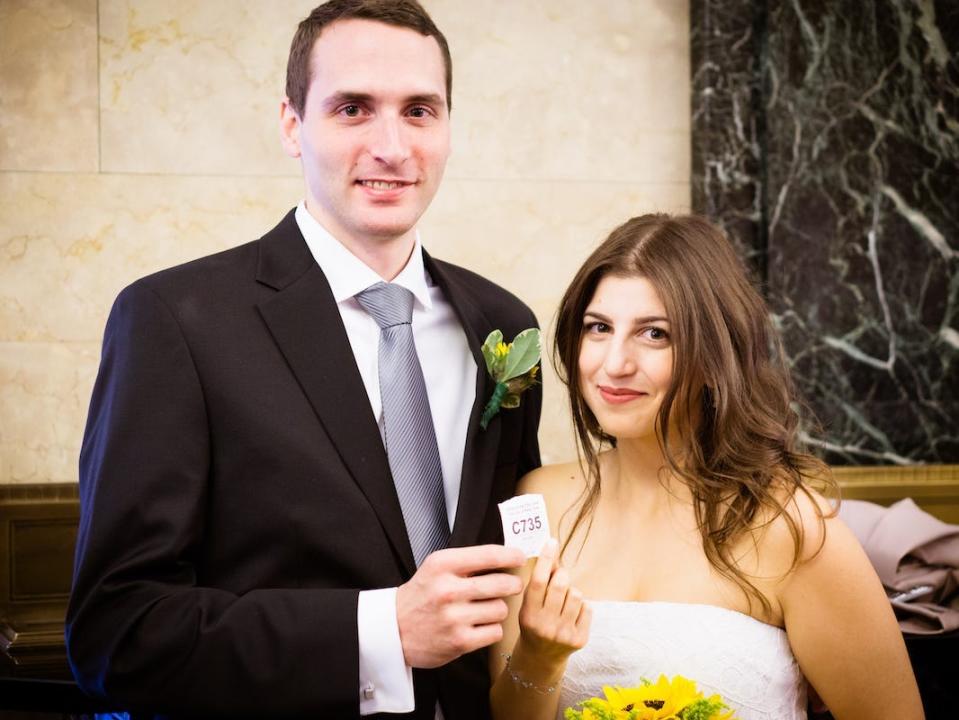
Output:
[835,464,959,524]
[0,467,956,668]
[0,483,79,667]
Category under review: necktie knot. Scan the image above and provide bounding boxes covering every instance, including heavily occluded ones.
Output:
[356,282,415,329]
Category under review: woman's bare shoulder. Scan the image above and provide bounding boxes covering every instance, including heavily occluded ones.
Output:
[517,460,588,517]
[750,481,842,584]
[517,460,586,495]
[770,483,836,546]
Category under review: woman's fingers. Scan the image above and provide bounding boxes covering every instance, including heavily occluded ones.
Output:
[573,601,592,647]
[525,537,558,607]
[517,536,594,653]
[561,587,583,623]
[543,566,571,618]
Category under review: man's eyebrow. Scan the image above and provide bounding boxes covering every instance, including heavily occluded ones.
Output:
[320,91,375,109]
[405,92,445,106]
[320,91,446,109]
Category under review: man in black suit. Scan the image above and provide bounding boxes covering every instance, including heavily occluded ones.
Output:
[65,1,541,717]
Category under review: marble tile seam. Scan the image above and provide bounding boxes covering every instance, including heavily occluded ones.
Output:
[97,0,102,175]
[0,169,299,180]
[0,341,98,347]
[0,170,693,187]
[442,176,692,187]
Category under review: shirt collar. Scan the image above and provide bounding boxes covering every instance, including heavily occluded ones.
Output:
[295,201,433,310]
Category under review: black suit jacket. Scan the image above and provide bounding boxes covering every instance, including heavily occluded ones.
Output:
[66,210,542,719]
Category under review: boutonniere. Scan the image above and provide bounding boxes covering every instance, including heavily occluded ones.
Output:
[480,328,542,429]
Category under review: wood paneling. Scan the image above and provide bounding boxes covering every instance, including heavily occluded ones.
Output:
[836,465,959,524]
[0,484,78,666]
[0,468,956,666]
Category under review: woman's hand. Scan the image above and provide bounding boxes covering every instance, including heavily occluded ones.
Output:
[516,537,591,664]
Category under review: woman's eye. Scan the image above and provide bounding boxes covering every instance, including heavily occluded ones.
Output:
[644,326,669,341]
[585,321,610,334]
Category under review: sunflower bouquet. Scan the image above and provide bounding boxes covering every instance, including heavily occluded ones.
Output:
[564,674,738,720]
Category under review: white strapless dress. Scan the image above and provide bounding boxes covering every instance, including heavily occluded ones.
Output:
[558,601,807,720]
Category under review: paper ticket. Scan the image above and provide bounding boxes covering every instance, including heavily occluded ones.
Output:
[498,493,550,557]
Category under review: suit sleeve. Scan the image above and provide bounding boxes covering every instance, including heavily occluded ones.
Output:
[66,281,360,717]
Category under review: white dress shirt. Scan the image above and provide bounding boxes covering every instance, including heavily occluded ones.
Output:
[295,203,476,715]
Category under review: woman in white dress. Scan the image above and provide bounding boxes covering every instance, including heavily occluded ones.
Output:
[489,215,923,720]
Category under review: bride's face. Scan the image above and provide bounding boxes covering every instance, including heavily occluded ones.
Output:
[578,274,673,442]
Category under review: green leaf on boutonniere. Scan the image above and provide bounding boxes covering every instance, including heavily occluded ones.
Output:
[481,329,503,376]
[502,328,540,379]
[480,328,541,429]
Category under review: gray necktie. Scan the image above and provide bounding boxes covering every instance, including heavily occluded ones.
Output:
[356,282,450,566]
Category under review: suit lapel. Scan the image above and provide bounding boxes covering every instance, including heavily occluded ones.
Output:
[424,254,502,548]
[254,212,417,575]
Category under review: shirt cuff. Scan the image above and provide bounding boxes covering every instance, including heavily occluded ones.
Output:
[357,587,414,714]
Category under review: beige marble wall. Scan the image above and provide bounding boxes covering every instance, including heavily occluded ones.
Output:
[0,0,691,484]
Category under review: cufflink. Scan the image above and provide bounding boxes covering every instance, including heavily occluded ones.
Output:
[362,682,375,700]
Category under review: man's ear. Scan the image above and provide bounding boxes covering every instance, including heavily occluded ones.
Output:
[279,97,302,158]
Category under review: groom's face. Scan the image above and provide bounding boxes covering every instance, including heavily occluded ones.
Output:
[281,18,451,248]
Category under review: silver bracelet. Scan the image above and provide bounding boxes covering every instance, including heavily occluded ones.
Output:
[501,653,557,695]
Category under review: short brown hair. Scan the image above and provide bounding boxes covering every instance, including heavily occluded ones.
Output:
[285,0,453,118]
[553,214,836,614]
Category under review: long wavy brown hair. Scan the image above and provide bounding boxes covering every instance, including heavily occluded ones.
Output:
[553,214,837,614]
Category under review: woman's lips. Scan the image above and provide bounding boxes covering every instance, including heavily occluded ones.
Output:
[598,385,647,404]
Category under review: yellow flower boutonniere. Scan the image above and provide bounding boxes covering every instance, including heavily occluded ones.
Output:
[564,674,737,720]
[480,328,541,429]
